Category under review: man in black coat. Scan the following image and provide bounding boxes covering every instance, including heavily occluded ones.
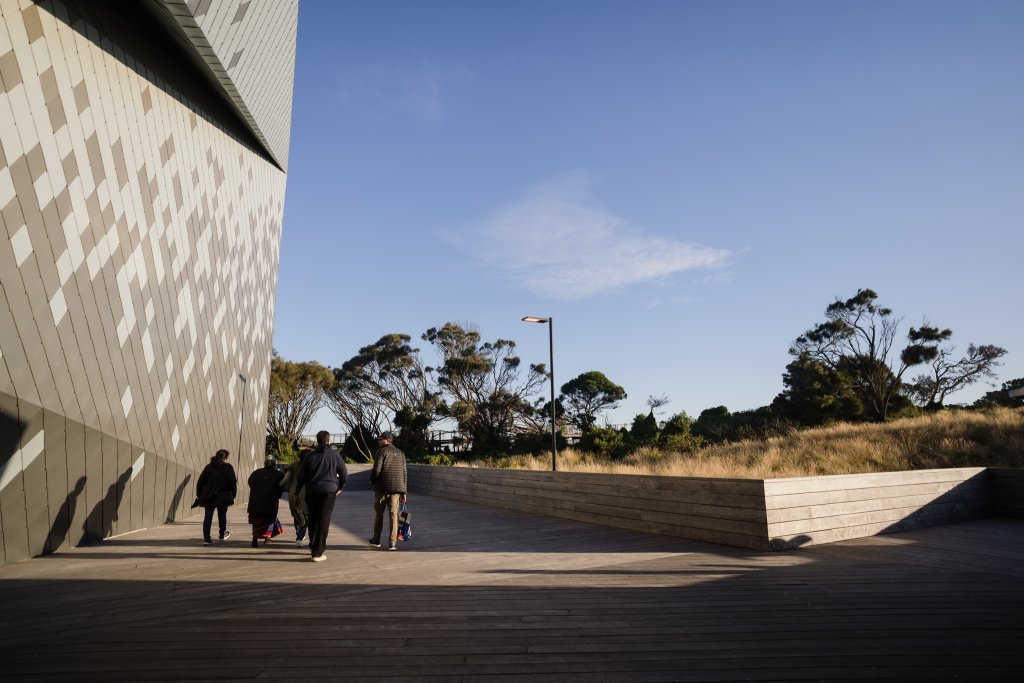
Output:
[369,431,407,551]
[295,431,348,562]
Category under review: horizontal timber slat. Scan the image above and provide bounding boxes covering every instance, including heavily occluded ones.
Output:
[417,475,766,520]
[762,468,987,496]
[769,510,992,549]
[418,483,767,540]
[420,468,766,496]
[768,500,991,537]
[763,468,992,547]
[766,487,988,524]
[409,466,1022,551]
[766,478,988,510]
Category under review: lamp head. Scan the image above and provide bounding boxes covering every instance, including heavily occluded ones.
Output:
[521,316,549,323]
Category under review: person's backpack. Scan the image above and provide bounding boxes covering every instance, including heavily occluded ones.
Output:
[198,465,220,502]
[398,502,412,541]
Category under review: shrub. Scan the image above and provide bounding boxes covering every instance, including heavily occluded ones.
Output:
[629,412,659,448]
[579,426,630,459]
[268,439,301,464]
[408,451,455,467]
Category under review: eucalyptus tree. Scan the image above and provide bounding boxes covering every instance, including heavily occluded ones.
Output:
[792,288,950,421]
[909,343,1007,409]
[326,333,438,458]
[424,322,547,453]
[266,352,334,458]
[559,371,626,432]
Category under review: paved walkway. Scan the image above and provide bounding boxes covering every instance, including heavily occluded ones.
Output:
[1,468,1023,681]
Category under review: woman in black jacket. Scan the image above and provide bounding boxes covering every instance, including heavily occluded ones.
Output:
[196,449,237,546]
[247,457,285,548]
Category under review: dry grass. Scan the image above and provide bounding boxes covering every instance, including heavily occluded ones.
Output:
[456,407,1024,479]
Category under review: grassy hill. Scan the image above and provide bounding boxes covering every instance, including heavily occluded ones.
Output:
[459,407,1024,478]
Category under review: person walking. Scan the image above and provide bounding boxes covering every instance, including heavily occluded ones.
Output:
[280,450,309,548]
[196,449,237,546]
[368,431,407,551]
[247,456,285,547]
[295,431,348,562]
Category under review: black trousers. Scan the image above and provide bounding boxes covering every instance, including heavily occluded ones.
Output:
[202,504,228,541]
[305,491,337,558]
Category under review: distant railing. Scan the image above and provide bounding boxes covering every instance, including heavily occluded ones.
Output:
[298,424,634,450]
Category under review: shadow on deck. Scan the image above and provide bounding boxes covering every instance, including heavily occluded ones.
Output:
[0,470,1022,681]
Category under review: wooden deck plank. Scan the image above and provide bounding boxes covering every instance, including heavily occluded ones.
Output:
[0,469,1021,680]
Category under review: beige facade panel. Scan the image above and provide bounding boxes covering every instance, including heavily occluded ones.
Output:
[0,0,293,564]
[149,0,298,170]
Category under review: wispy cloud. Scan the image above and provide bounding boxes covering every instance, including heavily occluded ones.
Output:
[453,174,732,299]
[335,62,473,126]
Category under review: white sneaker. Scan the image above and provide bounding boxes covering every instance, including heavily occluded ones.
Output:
[312,554,326,562]
[295,540,304,548]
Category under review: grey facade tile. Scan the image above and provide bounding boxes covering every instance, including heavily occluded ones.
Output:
[21,4,45,43]
[112,438,131,537]
[0,469,30,564]
[1,0,291,564]
[81,425,104,541]
[42,409,70,553]
[0,390,25,565]
[23,143,47,183]
[0,49,23,91]
[63,417,88,548]
[99,433,117,538]
[19,401,50,557]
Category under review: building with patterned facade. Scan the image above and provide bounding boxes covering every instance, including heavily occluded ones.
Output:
[0,0,297,564]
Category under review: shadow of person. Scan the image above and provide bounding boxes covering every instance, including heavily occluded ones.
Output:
[46,476,86,553]
[82,467,133,543]
[166,473,192,522]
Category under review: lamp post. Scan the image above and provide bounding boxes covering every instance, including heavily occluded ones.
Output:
[522,316,557,471]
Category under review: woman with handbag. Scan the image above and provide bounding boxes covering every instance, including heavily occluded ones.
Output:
[247,456,285,547]
[196,449,237,545]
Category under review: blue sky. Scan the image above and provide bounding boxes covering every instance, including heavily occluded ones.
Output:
[273,0,1024,435]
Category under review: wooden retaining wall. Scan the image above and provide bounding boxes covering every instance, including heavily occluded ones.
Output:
[407,465,771,550]
[763,467,990,549]
[989,467,1024,518]
[409,465,1015,551]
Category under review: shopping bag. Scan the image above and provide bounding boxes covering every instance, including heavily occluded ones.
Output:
[397,501,412,541]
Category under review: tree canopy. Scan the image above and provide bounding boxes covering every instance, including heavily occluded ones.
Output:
[973,377,1024,408]
[792,288,949,421]
[909,343,1007,409]
[559,371,626,432]
[771,353,864,426]
[424,322,547,453]
[325,333,438,458]
[266,352,334,458]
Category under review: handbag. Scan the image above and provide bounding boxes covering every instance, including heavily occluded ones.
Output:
[397,502,412,541]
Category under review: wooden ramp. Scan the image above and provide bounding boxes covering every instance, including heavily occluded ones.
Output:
[0,469,1022,681]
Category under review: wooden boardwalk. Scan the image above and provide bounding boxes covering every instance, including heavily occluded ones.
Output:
[1,468,1022,681]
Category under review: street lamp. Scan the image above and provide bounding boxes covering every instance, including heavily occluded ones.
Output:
[522,316,557,471]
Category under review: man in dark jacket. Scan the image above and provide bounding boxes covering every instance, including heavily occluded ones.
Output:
[295,431,348,562]
[369,431,407,551]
